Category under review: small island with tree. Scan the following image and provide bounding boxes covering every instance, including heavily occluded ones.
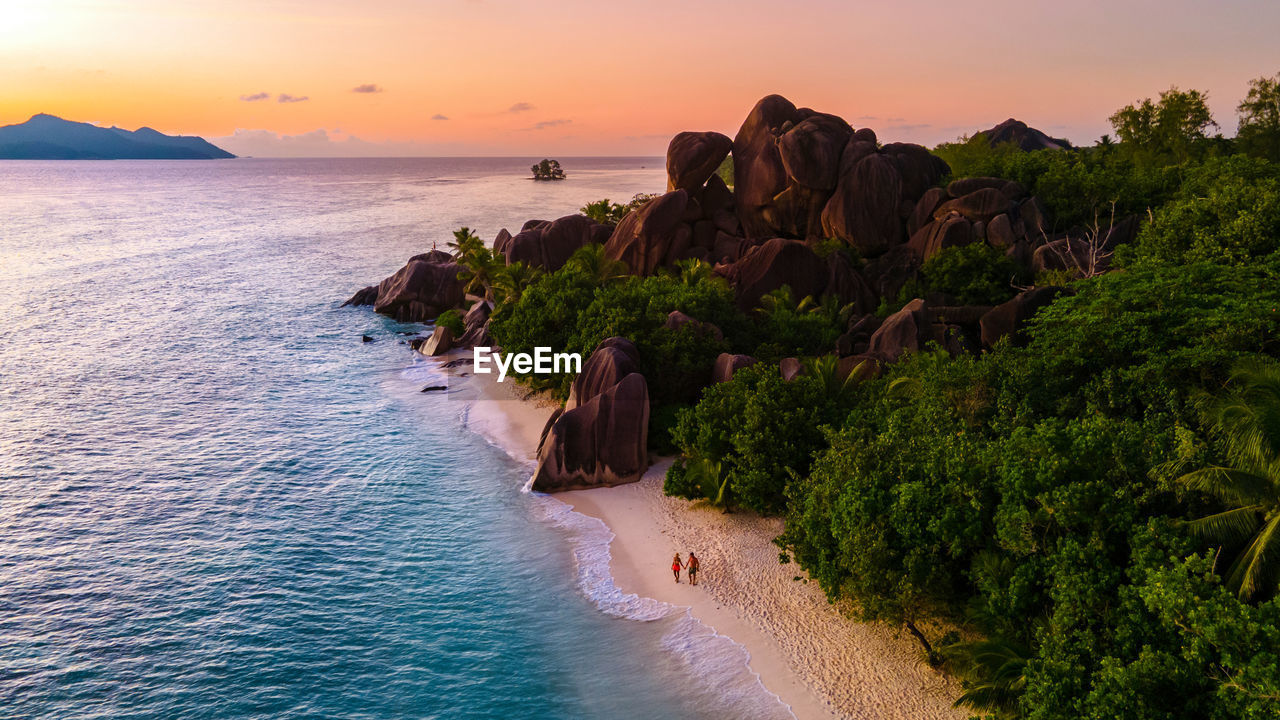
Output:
[530,158,566,181]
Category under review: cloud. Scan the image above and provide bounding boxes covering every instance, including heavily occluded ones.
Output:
[351,84,383,94]
[210,128,462,158]
[277,93,309,103]
[507,102,534,113]
[887,123,932,132]
[239,92,270,102]
[518,118,571,131]
[431,114,449,120]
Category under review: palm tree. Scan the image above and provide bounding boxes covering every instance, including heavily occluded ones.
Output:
[1176,358,1280,600]
[449,227,501,299]
[942,638,1030,719]
[684,455,730,509]
[492,261,542,305]
[804,354,863,407]
[564,244,628,287]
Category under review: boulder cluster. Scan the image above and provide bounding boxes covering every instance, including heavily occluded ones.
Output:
[343,93,1117,493]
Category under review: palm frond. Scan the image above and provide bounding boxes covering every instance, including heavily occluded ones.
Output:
[1177,466,1280,506]
[1224,512,1280,600]
[1178,505,1265,545]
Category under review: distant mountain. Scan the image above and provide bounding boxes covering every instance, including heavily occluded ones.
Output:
[0,114,235,159]
[976,118,1073,151]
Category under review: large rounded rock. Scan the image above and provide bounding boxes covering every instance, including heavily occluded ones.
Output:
[371,252,465,323]
[821,153,905,257]
[979,286,1068,348]
[421,325,453,356]
[934,188,1014,225]
[567,337,641,410]
[733,95,804,239]
[907,187,949,237]
[532,372,650,492]
[881,143,949,202]
[866,298,942,363]
[778,113,853,191]
[604,190,690,276]
[825,252,877,316]
[712,353,758,383]
[667,131,733,193]
[723,238,828,309]
[501,214,602,271]
[907,214,975,262]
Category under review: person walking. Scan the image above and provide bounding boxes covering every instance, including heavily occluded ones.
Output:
[686,552,699,586]
[671,553,683,583]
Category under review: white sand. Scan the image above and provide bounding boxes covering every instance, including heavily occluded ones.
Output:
[436,351,964,719]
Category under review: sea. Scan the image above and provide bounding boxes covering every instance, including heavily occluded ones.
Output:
[0,158,794,720]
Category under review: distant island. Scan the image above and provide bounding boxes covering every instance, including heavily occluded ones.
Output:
[0,114,235,159]
[531,158,565,180]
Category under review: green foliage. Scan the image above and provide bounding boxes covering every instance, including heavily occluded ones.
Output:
[579,193,662,225]
[580,198,628,225]
[921,243,1022,306]
[1174,358,1280,600]
[667,364,847,514]
[449,226,501,299]
[487,252,602,395]
[715,154,734,188]
[1122,156,1280,267]
[1110,86,1219,164]
[747,286,847,362]
[931,139,1178,229]
[1012,259,1280,419]
[1237,72,1280,162]
[568,272,742,406]
[531,158,565,180]
[434,309,464,336]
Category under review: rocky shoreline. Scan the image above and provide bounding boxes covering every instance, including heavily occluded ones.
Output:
[344,93,1127,495]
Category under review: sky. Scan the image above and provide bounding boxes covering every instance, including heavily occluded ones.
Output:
[1,0,1277,157]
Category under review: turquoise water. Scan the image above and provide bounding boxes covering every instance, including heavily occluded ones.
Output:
[0,159,791,719]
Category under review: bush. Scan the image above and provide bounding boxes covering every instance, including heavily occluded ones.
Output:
[568,272,744,406]
[667,364,846,514]
[434,309,465,336]
[1121,155,1280,267]
[921,243,1022,306]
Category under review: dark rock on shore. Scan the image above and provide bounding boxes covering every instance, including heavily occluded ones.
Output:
[532,338,650,492]
[345,250,465,324]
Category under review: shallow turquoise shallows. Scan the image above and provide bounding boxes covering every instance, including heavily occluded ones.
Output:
[0,159,790,720]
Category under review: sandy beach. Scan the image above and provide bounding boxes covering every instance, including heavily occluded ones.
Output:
[445,352,964,720]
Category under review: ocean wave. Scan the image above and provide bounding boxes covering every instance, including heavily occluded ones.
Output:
[530,493,795,720]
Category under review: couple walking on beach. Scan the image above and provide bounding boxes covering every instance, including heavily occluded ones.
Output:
[671,552,699,585]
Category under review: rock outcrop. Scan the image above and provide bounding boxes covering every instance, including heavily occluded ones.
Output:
[532,338,650,492]
[976,118,1073,152]
[979,286,1070,348]
[667,132,733,193]
[342,250,464,323]
[712,353,758,383]
[603,190,692,276]
[495,214,610,271]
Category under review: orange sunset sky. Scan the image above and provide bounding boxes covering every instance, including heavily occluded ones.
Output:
[2,0,1277,157]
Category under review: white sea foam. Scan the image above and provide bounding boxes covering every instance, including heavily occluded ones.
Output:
[443,382,795,719]
[529,491,795,720]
